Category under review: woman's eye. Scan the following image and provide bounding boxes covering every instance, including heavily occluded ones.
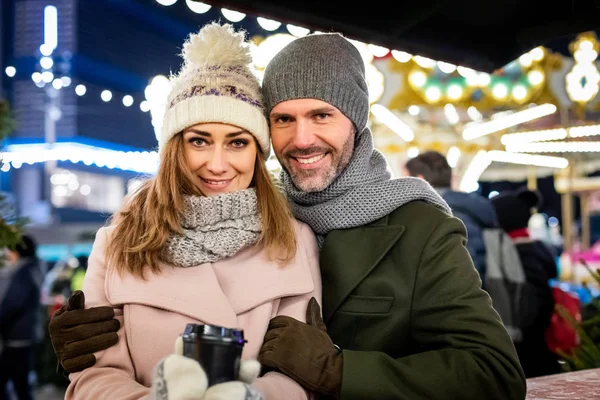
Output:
[230,139,249,148]
[188,138,207,146]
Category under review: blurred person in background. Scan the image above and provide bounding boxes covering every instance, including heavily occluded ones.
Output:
[491,188,561,378]
[404,151,499,284]
[0,235,44,400]
[69,256,88,293]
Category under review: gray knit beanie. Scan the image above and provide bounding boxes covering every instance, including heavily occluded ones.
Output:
[262,33,370,132]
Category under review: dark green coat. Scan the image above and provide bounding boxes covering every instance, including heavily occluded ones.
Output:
[320,201,526,400]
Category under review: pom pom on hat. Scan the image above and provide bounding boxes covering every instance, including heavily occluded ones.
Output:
[181,22,252,68]
[159,22,270,157]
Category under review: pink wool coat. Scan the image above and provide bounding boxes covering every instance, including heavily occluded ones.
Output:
[65,220,321,400]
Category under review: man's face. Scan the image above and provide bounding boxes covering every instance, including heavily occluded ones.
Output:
[270,99,355,192]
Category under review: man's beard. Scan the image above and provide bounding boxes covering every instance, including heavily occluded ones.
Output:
[281,133,354,193]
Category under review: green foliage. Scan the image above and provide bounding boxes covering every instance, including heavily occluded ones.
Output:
[0,98,15,141]
[0,100,24,265]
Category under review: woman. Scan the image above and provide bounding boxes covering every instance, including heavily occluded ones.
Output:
[64,22,321,400]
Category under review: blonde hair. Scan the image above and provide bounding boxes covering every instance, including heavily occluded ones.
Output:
[107,133,296,278]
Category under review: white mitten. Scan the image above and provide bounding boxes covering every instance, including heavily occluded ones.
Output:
[158,336,264,400]
[149,337,208,400]
[203,359,264,400]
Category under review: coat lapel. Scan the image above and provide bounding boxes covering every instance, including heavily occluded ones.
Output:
[105,263,240,329]
[104,243,316,328]
[320,218,405,324]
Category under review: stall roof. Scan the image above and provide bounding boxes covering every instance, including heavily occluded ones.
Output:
[201,0,600,72]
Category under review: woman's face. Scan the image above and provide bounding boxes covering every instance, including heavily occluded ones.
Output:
[183,123,257,196]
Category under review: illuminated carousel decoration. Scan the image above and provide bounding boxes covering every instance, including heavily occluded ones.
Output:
[369,31,600,191]
[366,31,600,254]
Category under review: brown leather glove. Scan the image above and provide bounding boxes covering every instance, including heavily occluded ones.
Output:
[49,290,120,373]
[258,297,343,398]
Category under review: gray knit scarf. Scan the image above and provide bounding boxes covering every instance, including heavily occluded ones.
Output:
[163,189,262,268]
[282,127,452,245]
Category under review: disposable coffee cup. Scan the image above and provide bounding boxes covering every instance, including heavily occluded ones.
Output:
[181,323,246,386]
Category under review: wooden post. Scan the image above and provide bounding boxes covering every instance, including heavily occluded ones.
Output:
[561,162,575,253]
[527,165,537,191]
[562,192,573,253]
[581,192,590,251]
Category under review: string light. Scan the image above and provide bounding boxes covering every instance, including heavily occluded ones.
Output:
[286,24,310,37]
[100,90,112,102]
[140,100,150,112]
[391,50,412,63]
[413,56,436,68]
[52,79,63,90]
[185,0,211,13]
[41,71,54,83]
[5,66,16,77]
[221,8,245,22]
[457,66,477,79]
[40,57,53,69]
[367,44,390,58]
[257,17,281,31]
[122,95,134,107]
[437,61,457,74]
[75,84,86,96]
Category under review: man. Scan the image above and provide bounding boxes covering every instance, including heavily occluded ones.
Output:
[0,235,44,400]
[404,150,499,282]
[48,33,526,399]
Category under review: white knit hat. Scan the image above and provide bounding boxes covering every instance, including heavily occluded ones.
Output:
[159,22,270,157]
